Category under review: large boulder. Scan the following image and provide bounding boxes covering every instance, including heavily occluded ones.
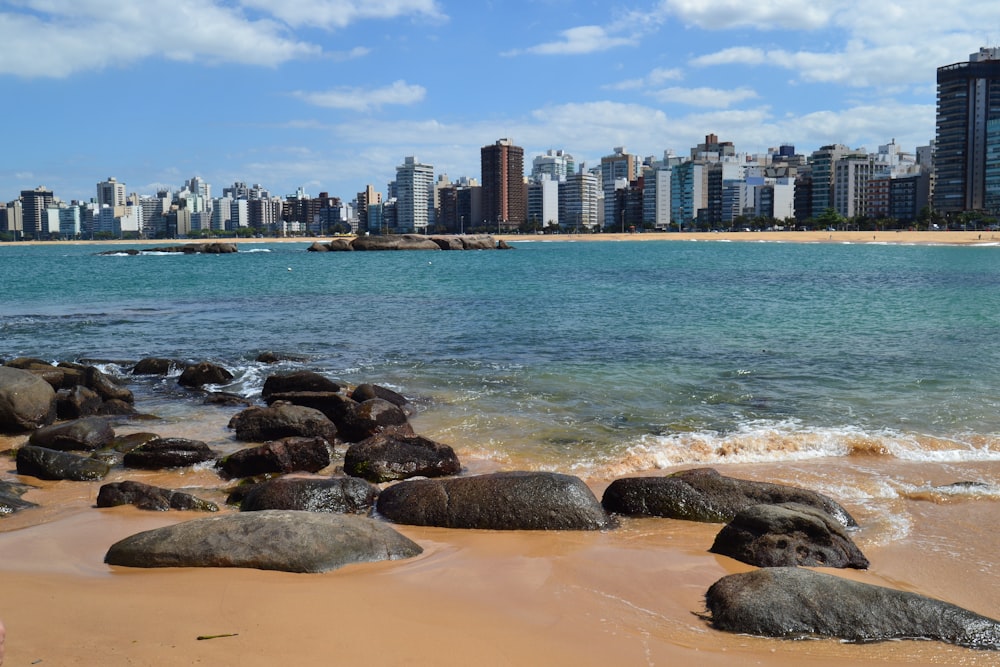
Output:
[376,471,616,531]
[0,366,56,432]
[178,362,234,388]
[351,234,442,251]
[704,567,1000,650]
[602,468,857,527]
[344,433,461,483]
[16,445,110,481]
[55,385,103,419]
[709,503,869,569]
[336,398,410,443]
[83,366,134,403]
[132,357,182,375]
[0,480,38,515]
[261,371,342,401]
[238,476,379,514]
[218,436,331,479]
[350,383,408,409]
[228,403,338,443]
[97,481,219,512]
[122,437,215,469]
[104,510,423,573]
[28,417,115,451]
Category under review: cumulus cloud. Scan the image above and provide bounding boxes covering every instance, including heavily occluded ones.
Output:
[661,0,839,30]
[238,0,446,29]
[505,25,635,56]
[650,86,759,108]
[293,80,427,112]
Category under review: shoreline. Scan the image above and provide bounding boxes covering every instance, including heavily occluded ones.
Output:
[2,229,998,247]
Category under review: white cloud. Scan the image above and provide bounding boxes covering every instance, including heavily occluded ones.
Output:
[293,80,426,111]
[505,25,635,56]
[238,0,447,29]
[0,0,321,77]
[650,86,759,108]
[606,67,684,91]
[659,0,840,30]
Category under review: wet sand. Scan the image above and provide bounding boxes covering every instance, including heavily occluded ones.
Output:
[3,423,1000,666]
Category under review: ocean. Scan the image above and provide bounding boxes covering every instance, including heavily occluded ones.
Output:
[4,237,1000,664]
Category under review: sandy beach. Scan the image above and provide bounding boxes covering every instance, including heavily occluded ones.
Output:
[4,229,999,248]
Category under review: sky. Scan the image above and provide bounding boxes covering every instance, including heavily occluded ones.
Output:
[2,0,998,205]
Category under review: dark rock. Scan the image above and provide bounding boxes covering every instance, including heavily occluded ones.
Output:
[97,398,138,415]
[337,398,410,443]
[83,366,134,403]
[0,480,38,515]
[255,351,310,364]
[704,567,1000,649]
[239,476,378,513]
[204,392,253,407]
[28,417,115,451]
[351,234,443,251]
[4,357,53,369]
[111,432,160,453]
[228,403,338,443]
[55,385,103,419]
[350,383,408,409]
[132,357,181,375]
[97,480,218,512]
[218,436,331,479]
[16,444,111,481]
[324,238,354,251]
[178,362,234,388]
[710,503,869,569]
[261,370,342,400]
[461,235,497,250]
[104,510,423,573]
[496,239,513,249]
[344,433,461,483]
[601,468,858,527]
[123,437,215,469]
[307,241,330,252]
[0,366,57,433]
[376,471,616,531]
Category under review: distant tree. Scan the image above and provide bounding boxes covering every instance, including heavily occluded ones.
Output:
[816,208,844,230]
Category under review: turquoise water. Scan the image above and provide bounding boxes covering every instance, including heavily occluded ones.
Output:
[3,239,1000,473]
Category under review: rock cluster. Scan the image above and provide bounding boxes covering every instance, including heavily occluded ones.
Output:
[307,234,508,251]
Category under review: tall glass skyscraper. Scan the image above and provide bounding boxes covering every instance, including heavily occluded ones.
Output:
[935,48,1000,214]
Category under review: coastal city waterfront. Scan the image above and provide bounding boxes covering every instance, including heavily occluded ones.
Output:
[3,237,1000,664]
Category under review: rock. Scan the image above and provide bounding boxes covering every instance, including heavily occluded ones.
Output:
[344,433,461,483]
[306,242,330,252]
[28,417,115,451]
[111,432,160,453]
[601,468,858,527]
[132,357,181,375]
[97,481,219,512]
[709,503,869,569]
[122,437,215,469]
[0,480,38,515]
[461,235,497,250]
[238,476,378,514]
[255,351,310,364]
[228,403,338,443]
[204,392,253,407]
[350,383,408,409]
[376,471,616,531]
[218,436,331,479]
[263,390,351,417]
[55,385,103,419]
[336,398,410,443]
[83,366,134,403]
[97,398,138,416]
[496,239,513,249]
[262,371,341,400]
[16,445,111,481]
[104,510,423,573]
[178,362,234,388]
[351,234,443,251]
[0,366,57,433]
[704,567,1000,649]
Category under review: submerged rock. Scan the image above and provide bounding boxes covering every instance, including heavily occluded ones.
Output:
[376,471,616,531]
[238,476,378,514]
[602,468,857,527]
[709,503,869,569]
[16,445,110,481]
[104,510,423,573]
[0,480,38,515]
[97,480,218,512]
[122,437,215,469]
[705,567,1000,650]
[344,433,460,483]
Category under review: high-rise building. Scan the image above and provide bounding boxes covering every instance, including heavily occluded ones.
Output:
[600,147,638,228]
[481,138,526,232]
[395,156,434,233]
[809,144,851,218]
[531,149,575,182]
[935,48,1000,213]
[20,186,55,239]
[97,177,126,209]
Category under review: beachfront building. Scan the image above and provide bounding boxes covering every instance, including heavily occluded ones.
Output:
[531,149,575,181]
[642,162,673,230]
[670,161,706,228]
[97,177,126,209]
[558,170,599,231]
[600,147,638,231]
[935,48,1000,213]
[58,205,81,237]
[809,144,851,219]
[20,186,55,239]
[481,138,526,232]
[356,185,382,235]
[395,156,434,233]
[527,175,559,229]
[832,151,875,219]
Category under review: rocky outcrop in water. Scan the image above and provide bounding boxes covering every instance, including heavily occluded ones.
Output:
[376,471,616,531]
[99,243,238,255]
[602,467,858,527]
[217,436,331,479]
[178,361,234,388]
[228,403,339,443]
[705,567,1000,650]
[709,502,869,569]
[104,510,423,573]
[307,234,502,252]
[344,433,461,483]
[122,437,215,469]
[0,480,38,515]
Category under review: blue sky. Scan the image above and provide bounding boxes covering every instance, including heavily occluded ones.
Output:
[1,0,997,204]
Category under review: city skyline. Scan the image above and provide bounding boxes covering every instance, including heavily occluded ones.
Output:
[1,1,997,203]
